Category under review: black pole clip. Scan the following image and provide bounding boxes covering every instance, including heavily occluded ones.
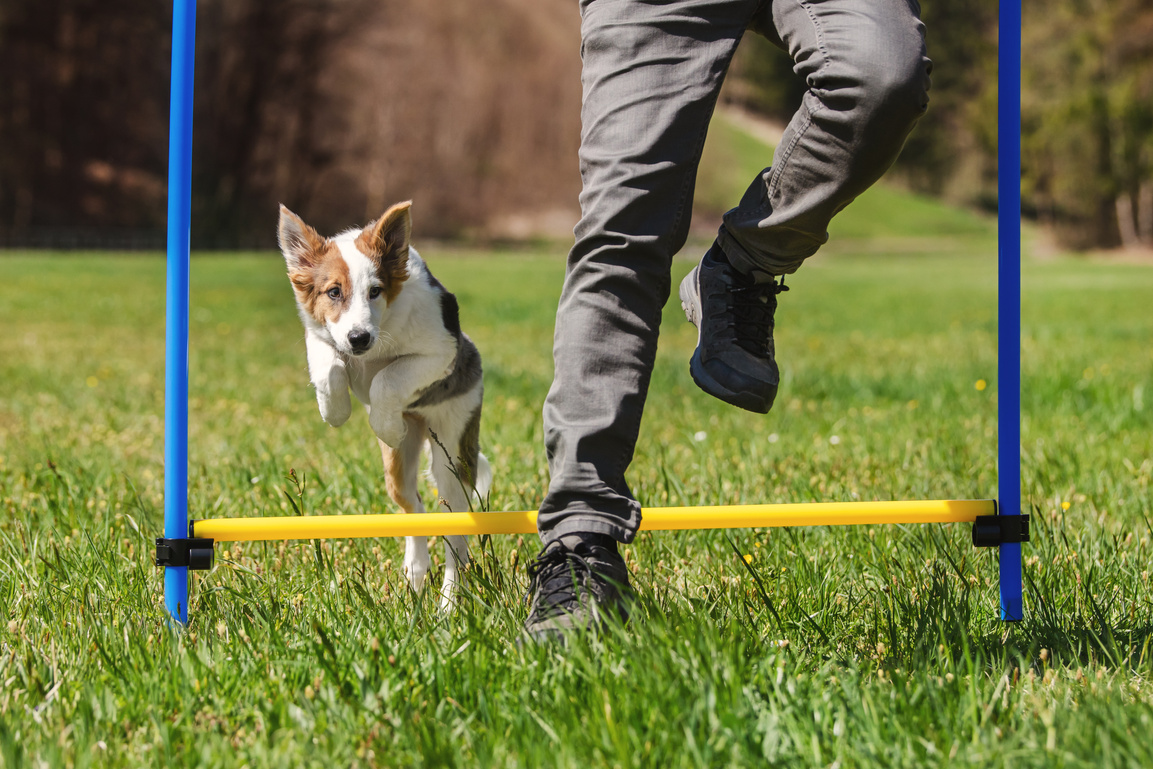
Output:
[155,537,215,570]
[971,514,1030,548]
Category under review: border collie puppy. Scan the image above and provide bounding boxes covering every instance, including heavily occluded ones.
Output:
[278,201,490,609]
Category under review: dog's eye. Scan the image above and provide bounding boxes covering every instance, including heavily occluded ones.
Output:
[368,286,382,300]
[326,286,342,300]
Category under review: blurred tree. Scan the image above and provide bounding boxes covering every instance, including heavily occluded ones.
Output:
[1022,0,1153,249]
[0,0,169,241]
[897,0,998,208]
[191,0,374,246]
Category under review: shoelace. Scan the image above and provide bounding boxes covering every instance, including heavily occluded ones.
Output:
[524,546,593,614]
[730,275,788,356]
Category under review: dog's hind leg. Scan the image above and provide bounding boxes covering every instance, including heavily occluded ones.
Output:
[379,413,431,595]
[427,406,483,611]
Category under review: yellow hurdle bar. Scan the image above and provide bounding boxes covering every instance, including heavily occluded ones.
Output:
[192,499,996,542]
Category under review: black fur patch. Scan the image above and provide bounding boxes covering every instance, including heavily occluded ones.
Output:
[439,291,462,338]
[457,404,482,489]
[408,334,482,409]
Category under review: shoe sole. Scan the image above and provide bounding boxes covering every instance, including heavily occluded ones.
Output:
[522,599,631,646]
[679,269,775,414]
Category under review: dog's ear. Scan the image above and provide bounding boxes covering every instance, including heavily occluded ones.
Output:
[278,204,325,271]
[356,200,412,260]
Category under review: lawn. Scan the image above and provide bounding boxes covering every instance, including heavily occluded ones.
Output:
[3,136,1153,765]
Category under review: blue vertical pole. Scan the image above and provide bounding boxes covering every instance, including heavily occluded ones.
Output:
[164,0,197,625]
[998,0,1024,621]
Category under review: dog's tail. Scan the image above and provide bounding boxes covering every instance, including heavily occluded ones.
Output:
[471,452,493,511]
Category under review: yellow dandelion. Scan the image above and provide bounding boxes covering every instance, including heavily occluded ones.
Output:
[743,553,754,564]
[975,379,987,391]
[1061,501,1071,511]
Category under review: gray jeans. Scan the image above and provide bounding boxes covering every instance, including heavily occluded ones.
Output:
[538,0,932,544]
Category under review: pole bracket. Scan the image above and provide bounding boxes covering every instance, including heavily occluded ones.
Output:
[971,514,1029,548]
[155,537,215,570]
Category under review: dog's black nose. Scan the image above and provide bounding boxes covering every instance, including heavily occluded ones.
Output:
[348,330,372,353]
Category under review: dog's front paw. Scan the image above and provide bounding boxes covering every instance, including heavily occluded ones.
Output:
[317,388,352,427]
[369,407,407,448]
[314,363,352,427]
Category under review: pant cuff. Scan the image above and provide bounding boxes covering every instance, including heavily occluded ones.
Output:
[717,226,810,278]
[537,513,639,546]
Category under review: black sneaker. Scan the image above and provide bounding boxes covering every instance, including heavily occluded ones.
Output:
[523,538,632,643]
[679,243,789,414]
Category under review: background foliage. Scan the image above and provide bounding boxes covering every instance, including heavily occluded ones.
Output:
[1,0,1150,249]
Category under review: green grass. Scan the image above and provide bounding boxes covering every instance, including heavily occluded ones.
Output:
[2,240,1151,767]
[3,115,1153,765]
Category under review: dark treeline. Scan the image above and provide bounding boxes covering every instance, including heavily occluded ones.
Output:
[0,0,1149,250]
[0,0,583,246]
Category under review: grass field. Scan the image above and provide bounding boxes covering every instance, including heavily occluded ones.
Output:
[3,128,1153,764]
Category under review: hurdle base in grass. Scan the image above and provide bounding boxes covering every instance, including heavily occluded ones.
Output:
[190,499,998,543]
[156,537,215,570]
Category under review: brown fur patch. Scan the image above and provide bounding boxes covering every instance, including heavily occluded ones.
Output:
[355,201,412,304]
[288,242,351,326]
[379,413,427,514]
[279,205,357,325]
[278,205,325,268]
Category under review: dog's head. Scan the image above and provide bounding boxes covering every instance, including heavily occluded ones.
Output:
[278,201,412,356]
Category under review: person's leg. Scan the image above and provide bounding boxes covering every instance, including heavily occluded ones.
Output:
[721,0,932,276]
[536,0,759,548]
[681,0,931,413]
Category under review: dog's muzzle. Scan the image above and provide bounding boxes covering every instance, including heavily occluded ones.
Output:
[348,329,373,354]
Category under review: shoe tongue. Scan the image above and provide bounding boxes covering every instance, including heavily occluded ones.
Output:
[746,269,779,286]
[729,267,756,288]
[557,533,617,554]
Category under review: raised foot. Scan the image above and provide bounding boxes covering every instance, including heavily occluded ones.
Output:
[678,243,788,414]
